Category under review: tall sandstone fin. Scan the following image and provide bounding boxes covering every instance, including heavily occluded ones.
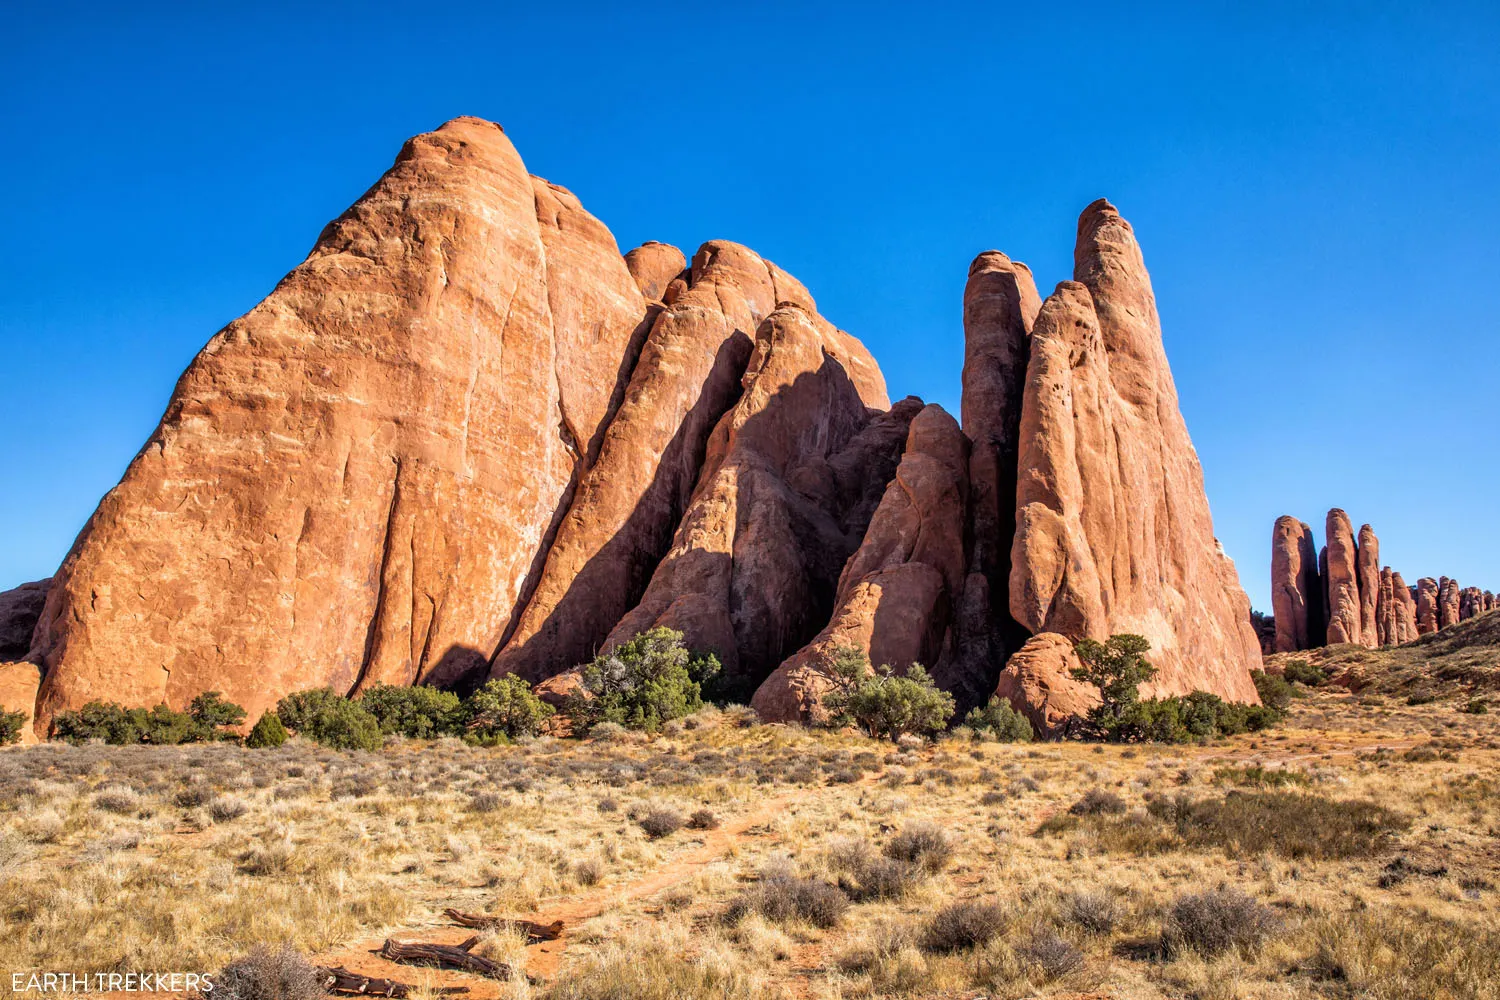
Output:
[752,403,968,722]
[1271,517,1321,652]
[1324,510,1362,645]
[600,303,905,699]
[1004,200,1260,706]
[1355,524,1381,648]
[491,242,784,684]
[31,116,650,727]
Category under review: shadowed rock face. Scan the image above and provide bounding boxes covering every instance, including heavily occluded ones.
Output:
[752,403,967,722]
[0,579,49,661]
[1002,200,1261,706]
[602,304,901,700]
[31,117,653,727]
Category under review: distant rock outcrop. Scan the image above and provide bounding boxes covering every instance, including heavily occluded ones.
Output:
[0,579,49,661]
[1266,512,1490,652]
[1271,518,1321,653]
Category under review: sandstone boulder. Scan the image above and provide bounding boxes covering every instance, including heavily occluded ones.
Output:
[1271,518,1321,652]
[1004,200,1260,705]
[31,117,652,727]
[623,241,687,302]
[0,660,42,744]
[752,403,969,723]
[993,632,1100,738]
[602,304,905,699]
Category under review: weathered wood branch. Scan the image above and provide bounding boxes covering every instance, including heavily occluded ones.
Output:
[441,909,564,941]
[377,937,511,979]
[315,965,470,997]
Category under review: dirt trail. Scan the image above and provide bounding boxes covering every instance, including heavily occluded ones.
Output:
[309,780,826,993]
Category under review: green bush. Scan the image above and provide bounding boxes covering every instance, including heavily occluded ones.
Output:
[1282,659,1328,686]
[465,675,554,743]
[963,699,1034,742]
[817,645,954,742]
[1072,633,1156,726]
[275,689,382,751]
[52,701,144,744]
[359,683,464,738]
[1251,670,1295,711]
[1462,698,1489,715]
[189,691,248,737]
[135,703,195,745]
[563,627,718,733]
[245,712,288,748]
[0,708,26,745]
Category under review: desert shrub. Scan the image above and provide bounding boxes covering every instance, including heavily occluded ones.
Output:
[174,784,214,808]
[564,628,719,733]
[1017,929,1085,979]
[1213,764,1308,787]
[574,858,603,886]
[1106,690,1282,744]
[920,900,1007,953]
[963,699,1034,742]
[979,789,1007,806]
[0,708,27,745]
[359,683,464,738]
[842,664,955,742]
[216,944,322,1000]
[245,712,288,748]
[210,797,249,822]
[51,701,141,744]
[1462,697,1489,714]
[188,691,247,739]
[638,807,685,839]
[884,821,953,873]
[1252,670,1295,711]
[93,788,140,815]
[1072,633,1156,726]
[464,675,553,742]
[1064,890,1118,935]
[135,704,195,745]
[725,869,848,928]
[687,808,719,830]
[827,838,920,901]
[468,791,505,813]
[1069,788,1127,816]
[596,796,619,813]
[1148,790,1408,860]
[1283,658,1328,686]
[275,689,382,751]
[1162,886,1280,957]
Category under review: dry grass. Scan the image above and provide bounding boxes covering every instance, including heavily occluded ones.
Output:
[3,669,1499,999]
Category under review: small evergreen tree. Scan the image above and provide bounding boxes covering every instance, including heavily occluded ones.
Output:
[133,704,194,745]
[274,689,382,751]
[245,711,288,748]
[1251,669,1294,711]
[843,664,955,742]
[1071,634,1156,728]
[818,644,873,727]
[564,627,718,732]
[963,699,1034,742]
[188,691,247,740]
[52,701,140,744]
[465,675,554,743]
[359,683,465,738]
[0,708,26,745]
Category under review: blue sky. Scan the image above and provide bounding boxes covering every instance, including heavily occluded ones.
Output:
[2,2,1496,610]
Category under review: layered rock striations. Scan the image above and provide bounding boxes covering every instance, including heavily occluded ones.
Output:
[9,118,1269,737]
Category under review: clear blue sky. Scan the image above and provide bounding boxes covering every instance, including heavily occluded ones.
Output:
[2,2,1496,611]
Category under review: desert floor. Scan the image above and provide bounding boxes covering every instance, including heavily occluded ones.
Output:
[2,683,1498,1000]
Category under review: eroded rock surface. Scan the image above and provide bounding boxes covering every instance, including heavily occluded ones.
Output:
[0,579,49,660]
[1271,518,1321,652]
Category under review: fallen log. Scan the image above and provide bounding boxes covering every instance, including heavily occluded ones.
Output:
[377,937,510,979]
[442,909,564,941]
[315,965,470,997]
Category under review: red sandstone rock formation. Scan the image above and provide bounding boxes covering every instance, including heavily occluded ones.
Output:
[1002,200,1261,707]
[1439,577,1461,629]
[0,579,49,661]
[1390,570,1418,645]
[1271,518,1321,652]
[752,404,969,722]
[0,660,42,744]
[602,304,903,698]
[1355,524,1381,648]
[623,241,687,302]
[993,633,1100,738]
[1376,567,1396,647]
[1416,577,1440,635]
[1324,510,1362,645]
[31,117,654,727]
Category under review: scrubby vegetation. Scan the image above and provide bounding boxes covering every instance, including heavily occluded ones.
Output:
[0,707,26,745]
[563,627,719,733]
[818,644,955,741]
[963,698,1034,741]
[51,691,247,746]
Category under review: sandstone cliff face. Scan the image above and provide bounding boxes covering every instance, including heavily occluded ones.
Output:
[1439,577,1460,629]
[0,579,49,661]
[31,117,652,726]
[490,242,775,684]
[0,660,42,744]
[1003,201,1260,705]
[1271,518,1321,652]
[603,304,901,699]
[751,404,968,722]
[1416,577,1440,635]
